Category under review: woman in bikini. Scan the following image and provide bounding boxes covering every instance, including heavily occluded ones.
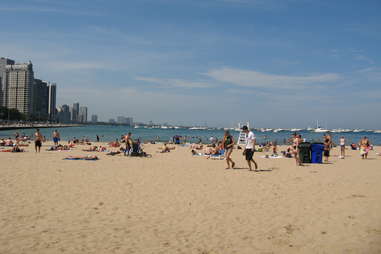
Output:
[223,131,235,169]
[292,134,302,166]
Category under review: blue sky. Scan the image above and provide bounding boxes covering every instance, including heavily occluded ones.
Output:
[0,0,380,128]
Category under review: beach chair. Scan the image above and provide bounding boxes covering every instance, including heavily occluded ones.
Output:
[209,149,225,160]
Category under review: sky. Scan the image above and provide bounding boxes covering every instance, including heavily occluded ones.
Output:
[0,0,380,128]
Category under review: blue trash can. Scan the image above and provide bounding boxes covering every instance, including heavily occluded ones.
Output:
[311,143,324,163]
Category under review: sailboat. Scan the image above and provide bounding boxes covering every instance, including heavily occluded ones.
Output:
[314,121,329,133]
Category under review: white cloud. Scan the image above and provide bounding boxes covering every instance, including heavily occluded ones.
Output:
[136,76,213,88]
[205,67,341,89]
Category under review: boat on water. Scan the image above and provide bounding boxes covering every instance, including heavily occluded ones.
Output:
[313,121,330,133]
[290,128,302,132]
[189,127,208,130]
[314,127,330,133]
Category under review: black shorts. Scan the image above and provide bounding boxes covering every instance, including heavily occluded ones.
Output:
[245,149,254,160]
[324,150,330,157]
[35,140,42,147]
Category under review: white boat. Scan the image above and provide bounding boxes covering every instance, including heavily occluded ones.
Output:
[313,121,329,133]
[290,128,302,132]
[314,128,329,133]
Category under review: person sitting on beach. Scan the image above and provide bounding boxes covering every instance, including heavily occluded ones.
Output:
[0,139,5,146]
[109,139,120,148]
[12,144,24,153]
[4,138,13,147]
[282,146,293,158]
[350,143,357,150]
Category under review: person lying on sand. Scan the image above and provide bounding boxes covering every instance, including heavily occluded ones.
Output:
[64,155,99,160]
[106,151,121,156]
[158,143,176,153]
[83,146,98,152]
[47,144,71,151]
[190,143,203,150]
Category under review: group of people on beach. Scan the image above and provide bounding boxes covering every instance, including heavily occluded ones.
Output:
[1,127,375,166]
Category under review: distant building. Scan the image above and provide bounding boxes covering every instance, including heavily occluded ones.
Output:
[71,102,79,122]
[78,106,88,123]
[57,104,71,123]
[91,114,98,123]
[47,83,56,121]
[117,116,127,124]
[117,116,133,126]
[4,61,35,115]
[0,57,15,107]
[32,79,49,120]
[126,117,133,126]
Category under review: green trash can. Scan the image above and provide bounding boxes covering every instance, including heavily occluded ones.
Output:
[298,142,311,163]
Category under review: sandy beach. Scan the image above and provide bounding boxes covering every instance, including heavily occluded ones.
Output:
[0,142,380,254]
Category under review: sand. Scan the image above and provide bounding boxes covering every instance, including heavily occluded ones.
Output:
[0,142,380,254]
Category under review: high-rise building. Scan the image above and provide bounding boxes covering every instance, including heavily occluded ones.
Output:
[4,61,35,115]
[47,83,56,121]
[91,114,98,123]
[57,104,71,123]
[32,79,49,119]
[0,57,15,107]
[78,106,88,123]
[72,102,79,122]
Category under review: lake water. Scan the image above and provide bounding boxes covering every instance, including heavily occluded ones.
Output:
[1,125,381,145]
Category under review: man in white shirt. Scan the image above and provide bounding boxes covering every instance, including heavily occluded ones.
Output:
[242,125,258,171]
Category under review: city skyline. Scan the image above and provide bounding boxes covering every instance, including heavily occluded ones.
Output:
[0,0,380,128]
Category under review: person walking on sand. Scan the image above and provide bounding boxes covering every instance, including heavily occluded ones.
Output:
[34,128,43,153]
[339,136,345,159]
[242,126,258,171]
[52,129,60,146]
[223,130,235,169]
[292,133,302,166]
